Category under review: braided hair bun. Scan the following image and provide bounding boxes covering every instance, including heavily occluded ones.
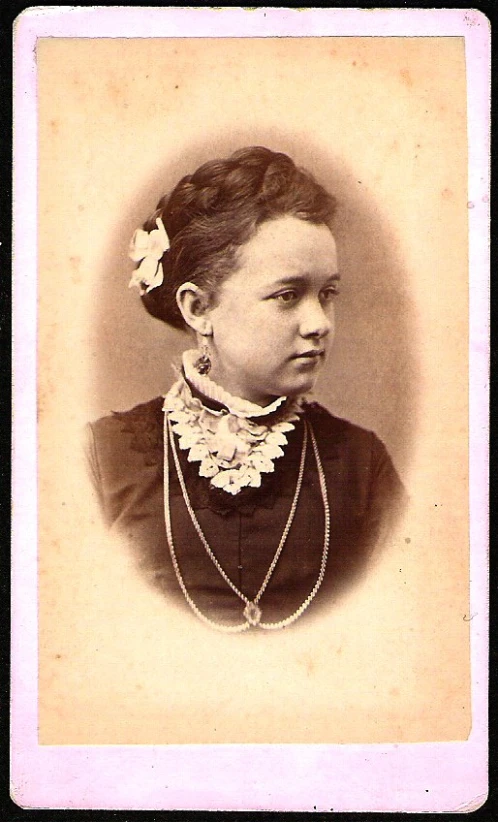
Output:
[138,147,337,329]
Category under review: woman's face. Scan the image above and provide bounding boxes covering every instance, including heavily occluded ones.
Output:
[206,215,340,404]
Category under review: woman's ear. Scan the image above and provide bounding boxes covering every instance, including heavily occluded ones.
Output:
[176,282,213,336]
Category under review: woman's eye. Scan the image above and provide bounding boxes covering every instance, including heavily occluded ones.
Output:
[321,285,340,302]
[274,290,298,304]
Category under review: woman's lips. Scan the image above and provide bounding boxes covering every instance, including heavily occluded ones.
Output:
[291,350,325,369]
[292,350,325,359]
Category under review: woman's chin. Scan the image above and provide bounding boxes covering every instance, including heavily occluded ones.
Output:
[237,370,320,404]
[280,374,318,398]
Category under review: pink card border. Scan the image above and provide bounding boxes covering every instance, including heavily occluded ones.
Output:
[11,7,490,812]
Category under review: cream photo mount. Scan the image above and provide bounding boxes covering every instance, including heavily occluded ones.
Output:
[11,6,489,813]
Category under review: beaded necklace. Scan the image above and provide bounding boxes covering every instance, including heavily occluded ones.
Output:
[163,413,331,632]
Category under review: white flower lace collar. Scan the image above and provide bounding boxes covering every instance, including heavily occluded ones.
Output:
[180,349,288,418]
[162,350,304,495]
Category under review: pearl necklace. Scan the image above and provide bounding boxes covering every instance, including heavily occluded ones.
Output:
[163,412,331,632]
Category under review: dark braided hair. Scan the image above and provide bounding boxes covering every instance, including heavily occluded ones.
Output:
[138,146,337,330]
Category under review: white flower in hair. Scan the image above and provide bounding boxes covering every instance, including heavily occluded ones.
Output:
[128,217,170,295]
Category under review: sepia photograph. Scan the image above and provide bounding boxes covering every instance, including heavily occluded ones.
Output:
[12,6,489,812]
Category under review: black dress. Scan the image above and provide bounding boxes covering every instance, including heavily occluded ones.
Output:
[86,391,406,628]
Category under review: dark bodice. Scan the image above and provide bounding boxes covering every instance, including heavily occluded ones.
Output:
[86,398,405,627]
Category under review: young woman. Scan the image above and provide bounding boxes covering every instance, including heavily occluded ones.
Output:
[86,146,405,633]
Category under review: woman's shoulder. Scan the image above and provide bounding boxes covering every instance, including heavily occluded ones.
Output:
[90,397,164,428]
[87,394,395,473]
[301,400,378,447]
[89,396,383,449]
[87,396,164,465]
[90,396,164,432]
[302,400,405,502]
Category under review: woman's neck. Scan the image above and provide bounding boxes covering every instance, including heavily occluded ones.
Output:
[182,349,286,418]
[207,369,276,407]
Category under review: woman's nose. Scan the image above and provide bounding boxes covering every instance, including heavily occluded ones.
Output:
[299,300,334,340]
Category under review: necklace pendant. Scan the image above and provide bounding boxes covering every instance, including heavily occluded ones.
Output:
[243,601,262,626]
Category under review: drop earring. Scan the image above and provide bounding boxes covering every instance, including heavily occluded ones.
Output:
[195,340,211,375]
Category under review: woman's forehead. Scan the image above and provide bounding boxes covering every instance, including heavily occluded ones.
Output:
[234,216,338,277]
[249,214,335,248]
